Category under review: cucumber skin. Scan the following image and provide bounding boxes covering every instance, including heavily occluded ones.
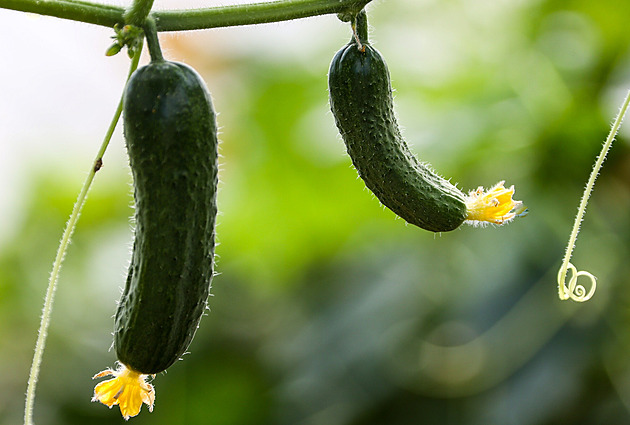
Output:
[115,61,218,374]
[328,41,468,232]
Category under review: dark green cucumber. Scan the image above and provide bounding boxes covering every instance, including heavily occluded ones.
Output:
[114,59,218,375]
[328,12,468,232]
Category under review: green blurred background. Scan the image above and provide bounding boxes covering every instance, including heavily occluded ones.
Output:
[2,0,630,423]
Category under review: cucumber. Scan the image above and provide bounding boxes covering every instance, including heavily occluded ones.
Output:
[328,12,468,232]
[114,59,218,375]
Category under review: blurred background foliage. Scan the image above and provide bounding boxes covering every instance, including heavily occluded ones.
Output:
[2,0,630,423]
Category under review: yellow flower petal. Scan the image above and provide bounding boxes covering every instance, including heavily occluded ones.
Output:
[92,363,155,420]
[464,181,525,226]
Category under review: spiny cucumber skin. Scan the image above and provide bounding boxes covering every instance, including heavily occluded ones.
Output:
[329,41,468,232]
[115,61,218,375]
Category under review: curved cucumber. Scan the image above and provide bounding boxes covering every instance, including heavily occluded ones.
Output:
[328,13,468,232]
[114,60,218,374]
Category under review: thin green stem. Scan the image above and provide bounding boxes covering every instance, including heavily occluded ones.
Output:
[153,0,370,32]
[23,44,143,425]
[61,0,121,13]
[144,18,164,62]
[351,9,367,51]
[124,0,154,27]
[0,0,371,31]
[557,90,630,302]
[1,0,125,28]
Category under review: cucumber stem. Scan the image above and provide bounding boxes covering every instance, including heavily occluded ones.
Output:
[144,18,164,62]
[351,10,368,51]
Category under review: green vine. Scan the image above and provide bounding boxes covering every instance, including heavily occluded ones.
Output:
[0,0,372,31]
[124,0,155,27]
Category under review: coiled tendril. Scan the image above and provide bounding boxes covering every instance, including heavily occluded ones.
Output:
[557,262,597,302]
[557,90,630,303]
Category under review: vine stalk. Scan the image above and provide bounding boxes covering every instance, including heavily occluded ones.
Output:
[23,43,143,425]
[0,0,371,31]
[124,0,155,27]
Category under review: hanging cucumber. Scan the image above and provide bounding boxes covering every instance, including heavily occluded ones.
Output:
[114,58,217,374]
[329,11,524,231]
[93,25,218,420]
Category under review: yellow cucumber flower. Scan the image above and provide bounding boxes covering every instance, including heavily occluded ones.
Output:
[465,181,525,225]
[92,363,155,420]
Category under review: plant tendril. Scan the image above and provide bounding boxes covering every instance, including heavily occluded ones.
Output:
[23,43,143,425]
[557,89,630,302]
[557,262,597,302]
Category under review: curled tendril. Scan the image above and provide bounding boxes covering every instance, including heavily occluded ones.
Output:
[556,89,630,303]
[557,262,597,302]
